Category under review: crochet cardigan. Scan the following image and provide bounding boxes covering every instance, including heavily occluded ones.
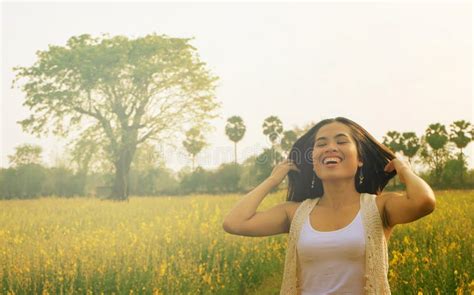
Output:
[280,192,391,295]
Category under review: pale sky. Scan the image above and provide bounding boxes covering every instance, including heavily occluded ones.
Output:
[1,1,473,173]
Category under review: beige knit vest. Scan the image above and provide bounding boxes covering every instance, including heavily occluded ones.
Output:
[280,192,391,295]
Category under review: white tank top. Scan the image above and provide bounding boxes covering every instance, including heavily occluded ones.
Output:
[296,207,366,294]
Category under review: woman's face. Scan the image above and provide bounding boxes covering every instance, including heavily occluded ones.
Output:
[311,122,362,181]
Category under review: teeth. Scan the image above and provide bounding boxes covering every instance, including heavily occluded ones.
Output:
[323,157,342,165]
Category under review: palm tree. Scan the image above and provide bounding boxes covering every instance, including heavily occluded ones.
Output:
[382,131,404,187]
[225,116,246,165]
[280,130,298,157]
[182,127,208,171]
[262,116,283,166]
[399,132,421,168]
[448,120,472,184]
[420,123,449,186]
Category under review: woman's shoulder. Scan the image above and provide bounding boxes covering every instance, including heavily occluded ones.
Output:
[285,201,300,226]
[285,198,316,225]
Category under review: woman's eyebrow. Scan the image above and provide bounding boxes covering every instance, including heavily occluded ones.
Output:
[315,133,349,142]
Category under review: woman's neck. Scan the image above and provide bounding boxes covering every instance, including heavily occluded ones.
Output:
[319,180,360,209]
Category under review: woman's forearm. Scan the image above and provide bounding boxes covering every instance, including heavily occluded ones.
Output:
[223,177,277,226]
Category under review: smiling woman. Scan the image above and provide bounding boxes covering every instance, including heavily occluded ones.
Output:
[286,118,397,202]
[276,117,399,294]
[223,116,436,295]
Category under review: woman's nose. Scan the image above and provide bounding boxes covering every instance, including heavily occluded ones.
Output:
[324,142,338,151]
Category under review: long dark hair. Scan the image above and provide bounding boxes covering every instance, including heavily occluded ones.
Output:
[286,117,397,202]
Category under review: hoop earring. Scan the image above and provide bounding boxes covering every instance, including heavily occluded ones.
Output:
[311,173,316,189]
[359,167,364,184]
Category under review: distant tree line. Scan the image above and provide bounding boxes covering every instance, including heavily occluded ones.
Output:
[8,33,474,200]
[0,118,472,200]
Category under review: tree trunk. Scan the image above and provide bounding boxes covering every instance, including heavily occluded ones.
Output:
[77,170,87,195]
[435,164,442,187]
[234,142,237,165]
[271,145,276,167]
[459,151,465,184]
[111,147,135,201]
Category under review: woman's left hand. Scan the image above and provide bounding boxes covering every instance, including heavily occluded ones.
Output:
[383,158,412,184]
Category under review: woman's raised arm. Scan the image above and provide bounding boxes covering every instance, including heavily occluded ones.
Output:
[222,159,300,237]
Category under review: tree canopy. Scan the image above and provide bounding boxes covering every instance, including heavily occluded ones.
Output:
[12,33,221,199]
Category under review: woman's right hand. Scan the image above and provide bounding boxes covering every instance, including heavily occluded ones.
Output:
[268,159,301,187]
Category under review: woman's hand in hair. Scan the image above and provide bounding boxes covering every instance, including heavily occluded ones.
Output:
[383,158,412,184]
[268,159,301,187]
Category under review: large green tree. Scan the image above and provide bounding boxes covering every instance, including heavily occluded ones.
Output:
[12,33,220,200]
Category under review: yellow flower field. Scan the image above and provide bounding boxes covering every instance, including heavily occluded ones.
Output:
[0,190,472,294]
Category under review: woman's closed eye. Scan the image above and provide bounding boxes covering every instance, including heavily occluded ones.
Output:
[316,142,347,147]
